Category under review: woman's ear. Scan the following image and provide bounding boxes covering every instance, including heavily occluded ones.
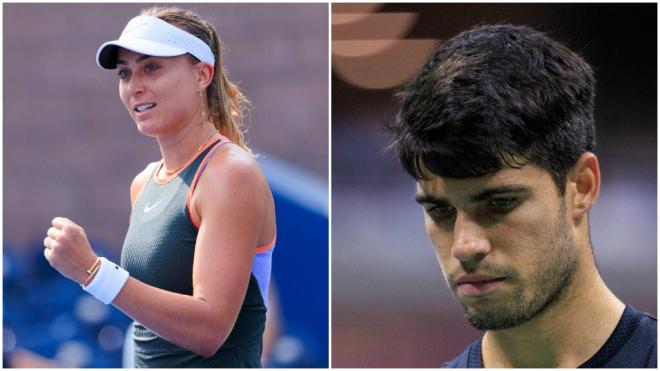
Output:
[196,62,214,90]
[567,152,601,222]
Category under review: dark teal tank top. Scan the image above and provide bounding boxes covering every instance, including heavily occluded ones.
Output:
[121,138,266,368]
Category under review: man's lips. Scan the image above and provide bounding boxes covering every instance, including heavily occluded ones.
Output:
[456,275,505,284]
[456,276,506,297]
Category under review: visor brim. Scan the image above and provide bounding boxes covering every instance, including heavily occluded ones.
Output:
[96,39,187,69]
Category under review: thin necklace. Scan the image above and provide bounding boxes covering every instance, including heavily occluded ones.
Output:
[162,129,218,176]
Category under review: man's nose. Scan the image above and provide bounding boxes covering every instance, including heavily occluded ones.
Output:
[451,211,491,263]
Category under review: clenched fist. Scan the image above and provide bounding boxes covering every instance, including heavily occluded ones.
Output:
[43,217,99,285]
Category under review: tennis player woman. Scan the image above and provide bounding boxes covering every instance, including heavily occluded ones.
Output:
[43,7,276,367]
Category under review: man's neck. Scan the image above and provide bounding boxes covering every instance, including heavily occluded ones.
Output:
[481,263,625,368]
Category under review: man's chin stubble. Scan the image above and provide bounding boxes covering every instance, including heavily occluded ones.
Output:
[458,253,578,331]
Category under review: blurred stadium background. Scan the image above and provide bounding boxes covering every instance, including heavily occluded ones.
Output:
[332,3,656,367]
[4,3,328,367]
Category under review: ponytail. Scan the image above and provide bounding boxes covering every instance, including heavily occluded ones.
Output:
[206,30,251,151]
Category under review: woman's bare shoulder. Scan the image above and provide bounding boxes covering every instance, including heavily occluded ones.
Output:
[204,144,266,187]
[193,144,273,210]
[130,162,160,206]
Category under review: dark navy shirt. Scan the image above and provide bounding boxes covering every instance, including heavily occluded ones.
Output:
[444,305,657,368]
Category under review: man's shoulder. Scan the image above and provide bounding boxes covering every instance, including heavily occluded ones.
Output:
[443,338,482,368]
[637,308,657,331]
[601,305,657,368]
[626,307,656,367]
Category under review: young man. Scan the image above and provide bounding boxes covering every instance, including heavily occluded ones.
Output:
[391,24,656,368]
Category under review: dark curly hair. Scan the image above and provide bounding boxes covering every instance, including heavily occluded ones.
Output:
[392,24,596,195]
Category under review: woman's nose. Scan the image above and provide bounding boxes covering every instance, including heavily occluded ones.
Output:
[125,74,146,97]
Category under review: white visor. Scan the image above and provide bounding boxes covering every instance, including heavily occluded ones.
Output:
[96,15,215,69]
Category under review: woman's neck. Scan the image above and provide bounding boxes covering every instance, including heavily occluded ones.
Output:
[157,122,217,175]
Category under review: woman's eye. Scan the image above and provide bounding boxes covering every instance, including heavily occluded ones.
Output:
[145,64,159,73]
[118,69,130,80]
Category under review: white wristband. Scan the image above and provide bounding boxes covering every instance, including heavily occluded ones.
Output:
[83,257,129,305]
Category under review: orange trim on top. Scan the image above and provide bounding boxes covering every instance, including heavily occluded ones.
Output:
[186,138,231,229]
[154,134,225,185]
[255,234,277,253]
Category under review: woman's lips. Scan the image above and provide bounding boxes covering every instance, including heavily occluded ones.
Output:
[456,277,506,297]
[133,104,156,119]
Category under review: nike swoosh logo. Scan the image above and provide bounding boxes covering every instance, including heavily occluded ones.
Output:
[144,200,162,213]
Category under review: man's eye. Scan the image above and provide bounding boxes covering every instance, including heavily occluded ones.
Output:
[118,69,130,80]
[487,197,518,212]
[425,204,456,219]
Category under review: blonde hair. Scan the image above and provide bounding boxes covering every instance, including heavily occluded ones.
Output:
[140,6,250,150]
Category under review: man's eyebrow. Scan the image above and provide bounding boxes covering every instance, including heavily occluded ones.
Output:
[414,185,529,205]
[414,193,448,205]
[469,185,529,202]
[116,54,153,66]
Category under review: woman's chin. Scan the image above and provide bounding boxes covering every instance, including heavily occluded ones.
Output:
[134,120,161,137]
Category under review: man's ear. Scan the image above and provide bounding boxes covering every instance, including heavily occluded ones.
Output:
[567,152,601,222]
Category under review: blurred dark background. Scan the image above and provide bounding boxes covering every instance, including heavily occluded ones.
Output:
[332,3,656,367]
[4,3,328,367]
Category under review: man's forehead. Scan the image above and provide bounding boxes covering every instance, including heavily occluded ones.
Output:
[416,165,551,199]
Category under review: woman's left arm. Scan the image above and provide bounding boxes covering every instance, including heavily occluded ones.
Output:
[44,153,267,357]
